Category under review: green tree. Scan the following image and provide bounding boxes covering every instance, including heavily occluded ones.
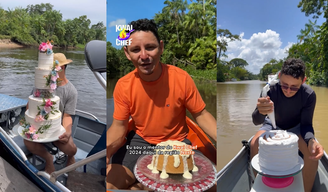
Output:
[228,58,248,68]
[107,42,120,75]
[0,3,105,47]
[217,29,239,59]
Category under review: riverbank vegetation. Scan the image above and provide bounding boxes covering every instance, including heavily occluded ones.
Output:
[107,0,217,81]
[0,3,106,48]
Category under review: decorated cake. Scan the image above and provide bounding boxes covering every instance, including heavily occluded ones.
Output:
[258,130,299,172]
[147,140,198,179]
[20,41,62,140]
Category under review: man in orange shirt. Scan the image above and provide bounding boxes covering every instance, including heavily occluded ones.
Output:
[106,19,217,190]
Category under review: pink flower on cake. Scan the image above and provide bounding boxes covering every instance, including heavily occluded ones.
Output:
[35,90,40,97]
[39,42,47,52]
[55,65,61,71]
[35,115,45,122]
[25,133,31,139]
[29,125,37,134]
[39,41,53,53]
[44,106,51,113]
[51,75,57,82]
[45,99,53,107]
[50,83,57,90]
[46,41,53,49]
[32,134,39,140]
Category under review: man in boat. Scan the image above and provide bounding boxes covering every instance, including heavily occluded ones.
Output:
[251,58,324,192]
[24,53,78,174]
[106,19,217,190]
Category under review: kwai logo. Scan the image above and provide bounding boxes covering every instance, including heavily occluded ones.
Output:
[116,25,134,46]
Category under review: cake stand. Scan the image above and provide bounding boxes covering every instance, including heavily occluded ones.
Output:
[17,125,66,143]
[251,154,304,188]
[134,153,216,192]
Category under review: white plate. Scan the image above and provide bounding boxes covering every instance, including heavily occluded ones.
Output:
[18,125,66,143]
[251,154,304,177]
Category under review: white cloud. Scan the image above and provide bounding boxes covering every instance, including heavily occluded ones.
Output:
[108,19,127,28]
[218,30,294,74]
[0,0,105,25]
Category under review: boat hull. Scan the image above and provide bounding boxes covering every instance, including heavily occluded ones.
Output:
[0,136,61,192]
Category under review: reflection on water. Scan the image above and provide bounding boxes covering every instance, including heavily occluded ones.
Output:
[217,80,328,171]
[0,47,106,123]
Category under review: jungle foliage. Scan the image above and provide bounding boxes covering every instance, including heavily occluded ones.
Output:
[0,3,106,47]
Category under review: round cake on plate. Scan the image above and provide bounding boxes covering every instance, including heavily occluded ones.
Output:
[258,130,299,172]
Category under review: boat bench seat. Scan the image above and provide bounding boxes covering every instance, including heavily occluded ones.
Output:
[70,114,106,175]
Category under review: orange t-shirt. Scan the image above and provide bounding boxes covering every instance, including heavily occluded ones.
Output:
[113,63,206,144]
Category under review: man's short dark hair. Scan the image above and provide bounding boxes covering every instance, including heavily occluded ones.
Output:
[127,19,160,44]
[281,58,305,80]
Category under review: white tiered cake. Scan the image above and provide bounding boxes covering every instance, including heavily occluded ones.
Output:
[20,41,63,140]
[258,130,299,172]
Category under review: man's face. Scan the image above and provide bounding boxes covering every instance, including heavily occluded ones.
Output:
[124,31,163,78]
[279,73,304,97]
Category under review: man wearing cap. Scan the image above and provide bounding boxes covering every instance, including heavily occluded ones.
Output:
[24,53,78,174]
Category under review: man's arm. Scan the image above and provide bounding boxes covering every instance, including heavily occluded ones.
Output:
[191,109,217,142]
[252,91,273,125]
[62,113,73,136]
[106,118,129,164]
[301,91,316,145]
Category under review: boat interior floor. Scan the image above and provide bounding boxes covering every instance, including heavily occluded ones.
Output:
[0,156,43,192]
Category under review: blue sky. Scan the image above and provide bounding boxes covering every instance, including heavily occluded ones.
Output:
[107,1,168,49]
[217,0,326,74]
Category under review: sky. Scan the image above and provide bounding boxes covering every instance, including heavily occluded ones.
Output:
[0,0,106,26]
[107,0,168,49]
[217,0,326,74]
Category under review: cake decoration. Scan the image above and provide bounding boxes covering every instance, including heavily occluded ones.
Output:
[45,59,62,92]
[39,40,53,55]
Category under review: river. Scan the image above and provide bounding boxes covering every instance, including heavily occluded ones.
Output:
[217,80,328,170]
[0,47,106,123]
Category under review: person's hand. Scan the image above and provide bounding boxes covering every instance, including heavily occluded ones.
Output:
[58,131,71,144]
[308,139,324,160]
[257,96,274,115]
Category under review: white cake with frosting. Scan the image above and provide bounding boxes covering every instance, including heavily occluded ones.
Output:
[20,41,63,140]
[258,130,299,172]
[147,140,198,179]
